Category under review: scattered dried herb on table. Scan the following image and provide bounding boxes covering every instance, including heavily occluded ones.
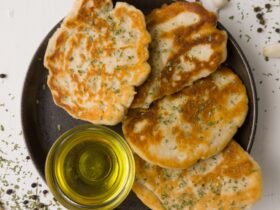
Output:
[0,74,7,79]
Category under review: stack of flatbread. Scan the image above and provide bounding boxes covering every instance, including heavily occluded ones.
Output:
[44,0,262,209]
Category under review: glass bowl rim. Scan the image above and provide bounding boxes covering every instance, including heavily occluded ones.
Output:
[45,124,135,210]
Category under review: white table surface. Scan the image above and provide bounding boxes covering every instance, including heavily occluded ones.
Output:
[0,0,280,209]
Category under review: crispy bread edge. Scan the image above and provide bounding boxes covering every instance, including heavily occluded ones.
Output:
[133,182,165,210]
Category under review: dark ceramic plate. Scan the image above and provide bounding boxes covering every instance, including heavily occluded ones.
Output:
[21,0,257,209]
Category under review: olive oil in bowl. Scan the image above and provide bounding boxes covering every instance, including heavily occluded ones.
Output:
[45,125,135,210]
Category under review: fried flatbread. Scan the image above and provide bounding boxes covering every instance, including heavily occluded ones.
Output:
[131,1,227,108]
[134,141,262,210]
[123,68,248,169]
[44,0,150,125]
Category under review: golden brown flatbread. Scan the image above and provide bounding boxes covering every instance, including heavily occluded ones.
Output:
[131,1,227,108]
[44,0,150,125]
[134,141,262,210]
[123,68,248,169]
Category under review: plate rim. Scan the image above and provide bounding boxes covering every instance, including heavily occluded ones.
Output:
[217,22,258,153]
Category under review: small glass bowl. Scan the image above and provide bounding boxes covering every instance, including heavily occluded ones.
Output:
[45,125,135,210]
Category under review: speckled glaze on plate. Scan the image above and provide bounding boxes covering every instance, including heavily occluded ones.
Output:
[21,0,257,209]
